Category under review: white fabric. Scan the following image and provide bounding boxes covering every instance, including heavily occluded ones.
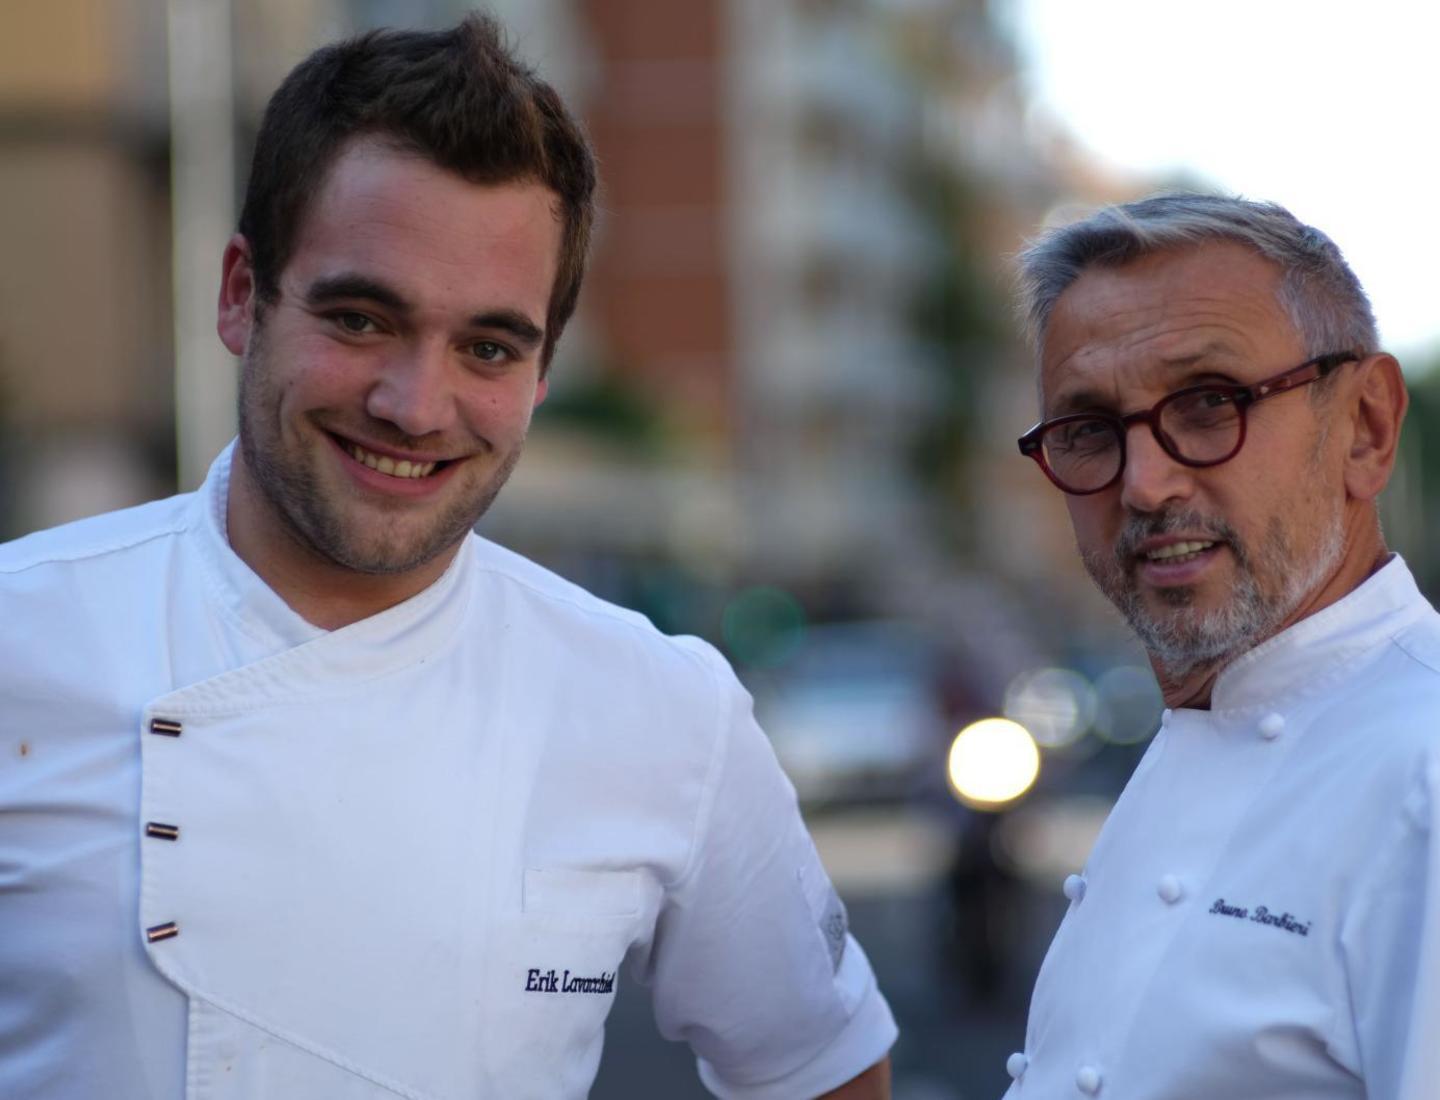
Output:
[1005,556,1440,1099]
[0,444,896,1100]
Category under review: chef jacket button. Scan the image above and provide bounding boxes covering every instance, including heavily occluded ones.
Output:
[1063,873,1087,903]
[1258,713,1285,739]
[1157,874,1183,904]
[1076,1065,1102,1094]
[1006,1052,1029,1079]
[1160,708,1173,727]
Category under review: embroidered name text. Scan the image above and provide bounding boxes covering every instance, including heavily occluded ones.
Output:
[525,968,616,994]
[1208,898,1311,936]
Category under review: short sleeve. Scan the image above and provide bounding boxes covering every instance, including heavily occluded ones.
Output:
[1340,745,1440,1099]
[637,666,897,1099]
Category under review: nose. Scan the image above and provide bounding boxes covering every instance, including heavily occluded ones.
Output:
[1119,422,1193,513]
[365,340,457,439]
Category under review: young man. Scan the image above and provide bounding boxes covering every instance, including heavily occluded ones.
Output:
[1004,193,1436,1097]
[0,18,894,1099]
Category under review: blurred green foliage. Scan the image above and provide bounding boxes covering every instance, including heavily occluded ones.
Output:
[1397,357,1440,592]
[722,586,809,669]
[905,158,1009,549]
[539,370,667,456]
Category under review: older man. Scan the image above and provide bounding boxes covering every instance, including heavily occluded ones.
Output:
[1004,194,1436,1098]
[0,16,894,1100]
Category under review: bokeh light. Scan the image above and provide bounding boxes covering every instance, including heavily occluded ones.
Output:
[946,718,1041,811]
[1003,666,1096,749]
[1092,665,1164,745]
[721,586,807,668]
[992,795,1114,884]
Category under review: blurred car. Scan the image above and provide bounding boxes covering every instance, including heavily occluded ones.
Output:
[751,621,949,806]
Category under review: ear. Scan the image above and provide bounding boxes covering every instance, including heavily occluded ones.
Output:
[217,234,258,356]
[532,376,549,408]
[1342,353,1408,501]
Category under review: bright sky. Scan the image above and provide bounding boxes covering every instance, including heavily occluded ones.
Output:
[1006,0,1440,366]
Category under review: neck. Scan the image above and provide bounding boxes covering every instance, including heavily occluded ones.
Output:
[225,453,458,631]
[1151,656,1225,711]
[1151,515,1389,710]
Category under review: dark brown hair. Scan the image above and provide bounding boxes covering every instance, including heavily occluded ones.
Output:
[237,14,596,368]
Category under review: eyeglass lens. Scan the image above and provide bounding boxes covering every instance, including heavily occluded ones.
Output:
[1041,388,1243,492]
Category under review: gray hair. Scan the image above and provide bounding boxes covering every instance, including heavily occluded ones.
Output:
[1017,193,1379,362]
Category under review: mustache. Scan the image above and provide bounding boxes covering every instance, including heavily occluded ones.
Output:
[1112,509,1244,567]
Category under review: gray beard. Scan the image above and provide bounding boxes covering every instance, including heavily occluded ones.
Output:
[1081,507,1345,680]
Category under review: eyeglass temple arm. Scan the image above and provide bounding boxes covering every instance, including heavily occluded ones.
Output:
[1251,352,1359,401]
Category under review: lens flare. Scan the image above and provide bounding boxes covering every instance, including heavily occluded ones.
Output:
[947,718,1041,810]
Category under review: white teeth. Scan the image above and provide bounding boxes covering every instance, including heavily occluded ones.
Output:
[1148,540,1215,562]
[347,443,436,479]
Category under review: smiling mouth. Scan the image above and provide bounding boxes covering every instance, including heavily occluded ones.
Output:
[1144,540,1217,565]
[338,437,446,479]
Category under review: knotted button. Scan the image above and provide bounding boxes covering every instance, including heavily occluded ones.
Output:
[1160,708,1173,728]
[1076,1065,1102,1094]
[1063,873,1087,903]
[1258,713,1285,740]
[1006,1052,1029,1079]
[1157,874,1184,904]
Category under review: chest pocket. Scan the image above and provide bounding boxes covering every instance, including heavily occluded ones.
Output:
[509,868,644,995]
[482,869,646,1097]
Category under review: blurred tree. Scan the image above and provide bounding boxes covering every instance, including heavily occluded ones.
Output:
[537,367,668,457]
[1394,357,1440,594]
[905,158,1009,550]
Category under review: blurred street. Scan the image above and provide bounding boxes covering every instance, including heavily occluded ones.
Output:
[591,808,1069,1100]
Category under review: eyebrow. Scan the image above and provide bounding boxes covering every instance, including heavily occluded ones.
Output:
[1155,342,1245,371]
[302,273,546,352]
[304,274,409,313]
[469,309,545,352]
[1048,344,1247,415]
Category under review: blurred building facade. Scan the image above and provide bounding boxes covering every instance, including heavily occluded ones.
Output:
[0,0,1138,667]
[0,0,174,531]
[3,4,1161,1096]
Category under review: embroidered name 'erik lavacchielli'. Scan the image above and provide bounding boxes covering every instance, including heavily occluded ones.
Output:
[525,968,616,994]
[1209,898,1312,936]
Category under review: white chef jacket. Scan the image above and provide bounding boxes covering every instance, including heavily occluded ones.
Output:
[1004,556,1440,1099]
[0,444,896,1100]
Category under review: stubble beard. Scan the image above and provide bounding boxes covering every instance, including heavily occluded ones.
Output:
[236,324,526,577]
[1081,506,1345,681]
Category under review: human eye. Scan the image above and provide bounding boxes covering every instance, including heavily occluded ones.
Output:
[329,310,379,336]
[1170,388,1237,429]
[1051,418,1114,455]
[466,339,515,365]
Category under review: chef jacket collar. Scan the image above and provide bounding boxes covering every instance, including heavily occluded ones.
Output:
[193,441,327,652]
[1208,555,1426,714]
[175,441,474,710]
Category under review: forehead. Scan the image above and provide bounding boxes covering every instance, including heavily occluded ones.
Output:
[1039,241,1302,409]
[285,139,562,310]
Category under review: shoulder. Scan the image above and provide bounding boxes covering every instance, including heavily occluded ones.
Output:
[0,494,197,675]
[463,533,733,689]
[1348,607,1440,739]
[1389,601,1440,680]
[1303,616,1440,817]
[0,492,195,580]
